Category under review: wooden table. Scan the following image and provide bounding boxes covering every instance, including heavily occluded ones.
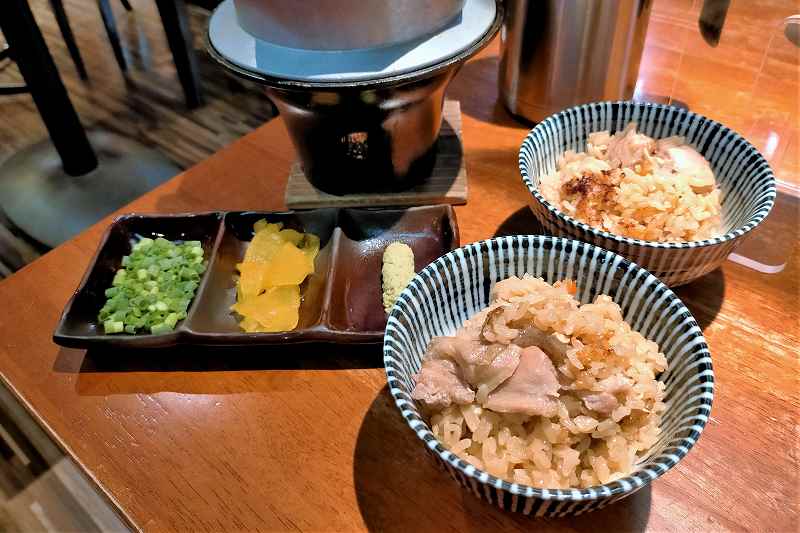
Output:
[0,43,798,532]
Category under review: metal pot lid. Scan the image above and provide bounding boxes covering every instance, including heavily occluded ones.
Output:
[208,0,497,84]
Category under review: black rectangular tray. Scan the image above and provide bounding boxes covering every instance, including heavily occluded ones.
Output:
[53,206,459,348]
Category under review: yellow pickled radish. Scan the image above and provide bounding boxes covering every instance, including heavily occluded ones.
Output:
[262,242,314,287]
[253,220,281,233]
[243,225,283,262]
[239,316,262,333]
[231,285,300,331]
[301,233,320,259]
[233,218,319,333]
[277,228,304,246]
[236,262,269,298]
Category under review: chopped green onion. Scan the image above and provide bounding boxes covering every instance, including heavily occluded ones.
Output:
[103,320,124,334]
[98,237,206,335]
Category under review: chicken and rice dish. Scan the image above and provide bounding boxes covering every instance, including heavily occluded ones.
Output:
[539,123,722,242]
[411,275,667,489]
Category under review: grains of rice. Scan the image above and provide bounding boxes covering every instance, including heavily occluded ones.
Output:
[426,275,667,489]
[539,123,722,242]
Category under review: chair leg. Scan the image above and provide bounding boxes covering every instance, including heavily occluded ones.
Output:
[96,0,127,72]
[119,0,133,11]
[0,0,97,176]
[154,0,204,109]
[48,0,88,80]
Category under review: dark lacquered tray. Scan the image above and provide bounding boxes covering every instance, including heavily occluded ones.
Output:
[53,206,459,348]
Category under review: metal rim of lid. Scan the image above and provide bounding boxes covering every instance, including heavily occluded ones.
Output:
[207,0,501,89]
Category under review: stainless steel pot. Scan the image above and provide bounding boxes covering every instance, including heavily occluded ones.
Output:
[234,0,465,51]
[500,0,653,123]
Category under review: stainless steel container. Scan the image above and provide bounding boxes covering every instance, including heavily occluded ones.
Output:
[499,0,652,123]
[234,0,465,51]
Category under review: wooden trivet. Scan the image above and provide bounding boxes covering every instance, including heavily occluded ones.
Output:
[285,100,467,209]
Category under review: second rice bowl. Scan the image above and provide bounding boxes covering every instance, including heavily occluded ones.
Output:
[519,101,776,286]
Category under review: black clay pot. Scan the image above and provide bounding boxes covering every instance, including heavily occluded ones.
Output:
[208,2,501,195]
[263,69,457,194]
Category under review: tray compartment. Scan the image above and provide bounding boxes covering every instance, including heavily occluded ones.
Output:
[53,212,224,348]
[326,206,459,332]
[184,210,338,340]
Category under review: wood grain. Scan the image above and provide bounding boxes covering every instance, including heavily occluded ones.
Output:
[284,100,468,209]
[0,18,798,533]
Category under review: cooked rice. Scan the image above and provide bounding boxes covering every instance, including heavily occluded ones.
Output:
[423,276,667,488]
[539,123,722,242]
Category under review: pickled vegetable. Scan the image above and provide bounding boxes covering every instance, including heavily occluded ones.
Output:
[232,221,318,332]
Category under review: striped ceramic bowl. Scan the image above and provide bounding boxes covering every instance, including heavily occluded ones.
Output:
[519,101,776,286]
[384,235,713,516]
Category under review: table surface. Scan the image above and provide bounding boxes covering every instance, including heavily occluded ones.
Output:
[0,38,798,532]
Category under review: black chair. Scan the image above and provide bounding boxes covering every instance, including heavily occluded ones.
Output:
[97,0,212,109]
[96,0,133,75]
[0,0,88,93]
[0,0,180,250]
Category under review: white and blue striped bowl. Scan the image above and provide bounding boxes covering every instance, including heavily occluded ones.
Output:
[519,101,776,286]
[384,235,713,516]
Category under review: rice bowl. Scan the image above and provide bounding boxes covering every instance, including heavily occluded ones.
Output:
[519,101,776,286]
[384,235,714,515]
[539,123,722,242]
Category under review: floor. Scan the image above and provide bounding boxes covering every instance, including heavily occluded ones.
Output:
[0,0,276,276]
[0,381,129,531]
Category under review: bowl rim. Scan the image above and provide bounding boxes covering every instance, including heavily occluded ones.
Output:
[383,235,714,501]
[518,100,777,249]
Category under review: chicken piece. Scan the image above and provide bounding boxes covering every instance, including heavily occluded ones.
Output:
[656,139,716,194]
[581,392,619,415]
[605,123,655,169]
[480,306,519,344]
[484,346,560,417]
[471,343,523,400]
[426,336,521,395]
[596,375,632,395]
[513,325,570,360]
[411,359,475,409]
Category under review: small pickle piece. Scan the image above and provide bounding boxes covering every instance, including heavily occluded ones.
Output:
[262,242,314,287]
[243,225,283,263]
[231,286,301,331]
[277,228,304,246]
[301,233,320,260]
[239,316,263,333]
[253,219,280,233]
[236,262,269,299]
